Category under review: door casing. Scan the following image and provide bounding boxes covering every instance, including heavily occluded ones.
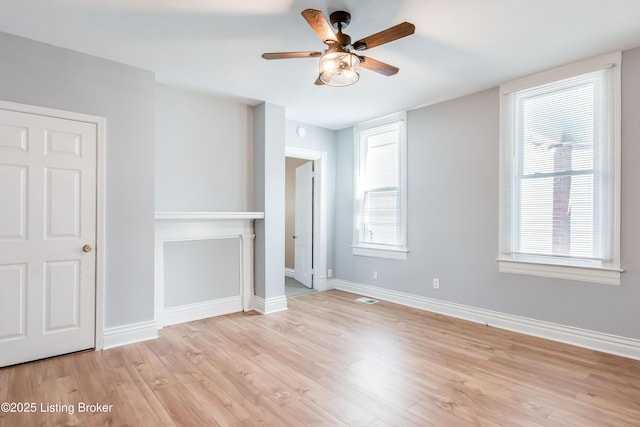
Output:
[285,146,329,291]
[0,100,106,351]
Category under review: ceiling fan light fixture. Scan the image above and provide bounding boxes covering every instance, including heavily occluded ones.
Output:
[262,9,415,86]
[319,51,360,86]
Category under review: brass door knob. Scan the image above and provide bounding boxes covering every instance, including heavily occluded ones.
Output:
[82,244,93,253]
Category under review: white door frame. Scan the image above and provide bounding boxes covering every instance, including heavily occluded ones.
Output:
[285,146,329,291]
[0,100,106,350]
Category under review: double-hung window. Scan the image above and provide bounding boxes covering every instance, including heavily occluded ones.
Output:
[353,112,408,260]
[498,52,622,284]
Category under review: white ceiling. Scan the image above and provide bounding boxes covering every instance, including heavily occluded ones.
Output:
[1,0,639,130]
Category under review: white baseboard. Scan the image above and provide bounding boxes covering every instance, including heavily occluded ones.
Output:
[285,268,295,278]
[102,320,158,350]
[314,275,334,292]
[251,295,288,314]
[161,296,243,328]
[331,279,640,361]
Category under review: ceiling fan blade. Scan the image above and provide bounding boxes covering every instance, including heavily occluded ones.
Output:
[301,9,338,44]
[360,56,399,76]
[353,22,415,51]
[261,51,322,60]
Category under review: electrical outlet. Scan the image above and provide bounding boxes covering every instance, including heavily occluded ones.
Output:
[328,269,333,278]
[433,278,440,289]
[373,271,378,280]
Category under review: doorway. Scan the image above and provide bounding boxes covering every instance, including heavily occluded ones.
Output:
[0,101,105,367]
[285,157,314,296]
[284,146,328,295]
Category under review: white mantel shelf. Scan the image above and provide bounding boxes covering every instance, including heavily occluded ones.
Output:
[154,211,264,328]
[155,211,264,220]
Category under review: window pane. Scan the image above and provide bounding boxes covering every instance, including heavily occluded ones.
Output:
[364,130,398,190]
[519,175,594,257]
[516,76,601,259]
[362,190,398,245]
[521,83,594,176]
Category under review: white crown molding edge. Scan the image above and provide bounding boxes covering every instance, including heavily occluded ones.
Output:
[331,279,640,361]
[102,320,158,350]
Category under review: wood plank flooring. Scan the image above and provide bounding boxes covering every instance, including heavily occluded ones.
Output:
[1,289,640,426]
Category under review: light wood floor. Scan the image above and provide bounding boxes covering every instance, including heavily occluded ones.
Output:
[1,290,639,426]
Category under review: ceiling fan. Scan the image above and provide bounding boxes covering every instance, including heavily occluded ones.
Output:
[261,9,415,87]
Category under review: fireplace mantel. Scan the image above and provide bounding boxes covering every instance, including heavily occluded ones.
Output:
[154,211,264,327]
[155,212,264,221]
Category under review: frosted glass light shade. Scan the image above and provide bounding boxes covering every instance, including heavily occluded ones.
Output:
[319,51,360,86]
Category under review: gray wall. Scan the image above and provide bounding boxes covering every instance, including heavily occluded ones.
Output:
[155,85,253,308]
[164,239,240,307]
[155,84,253,212]
[0,32,156,328]
[286,121,338,278]
[253,103,286,300]
[335,47,640,340]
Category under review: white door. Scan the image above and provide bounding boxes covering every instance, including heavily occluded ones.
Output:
[294,161,313,288]
[0,108,96,367]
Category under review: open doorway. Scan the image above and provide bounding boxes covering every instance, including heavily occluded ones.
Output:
[284,145,329,298]
[285,157,315,297]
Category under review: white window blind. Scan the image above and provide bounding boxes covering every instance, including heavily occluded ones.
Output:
[499,53,622,284]
[361,128,399,245]
[353,113,407,259]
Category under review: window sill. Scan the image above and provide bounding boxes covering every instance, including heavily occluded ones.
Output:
[497,257,623,285]
[352,245,408,260]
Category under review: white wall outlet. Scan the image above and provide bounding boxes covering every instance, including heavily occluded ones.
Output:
[373,271,378,280]
[433,278,440,289]
[328,269,333,278]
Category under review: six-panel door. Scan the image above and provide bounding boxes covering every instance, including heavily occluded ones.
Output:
[0,108,96,367]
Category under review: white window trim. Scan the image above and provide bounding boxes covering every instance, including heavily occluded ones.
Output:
[352,245,409,261]
[353,111,409,260]
[498,52,623,285]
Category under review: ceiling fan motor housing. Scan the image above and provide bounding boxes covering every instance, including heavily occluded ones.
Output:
[327,11,353,53]
[329,11,351,30]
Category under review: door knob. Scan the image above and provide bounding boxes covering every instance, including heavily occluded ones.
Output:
[82,244,93,253]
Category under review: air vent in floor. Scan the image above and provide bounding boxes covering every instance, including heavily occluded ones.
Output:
[356,297,379,304]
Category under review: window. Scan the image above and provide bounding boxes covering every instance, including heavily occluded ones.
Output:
[498,52,622,284]
[353,112,408,260]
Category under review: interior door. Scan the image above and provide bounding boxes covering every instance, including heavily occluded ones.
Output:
[294,161,313,288]
[0,108,97,367]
